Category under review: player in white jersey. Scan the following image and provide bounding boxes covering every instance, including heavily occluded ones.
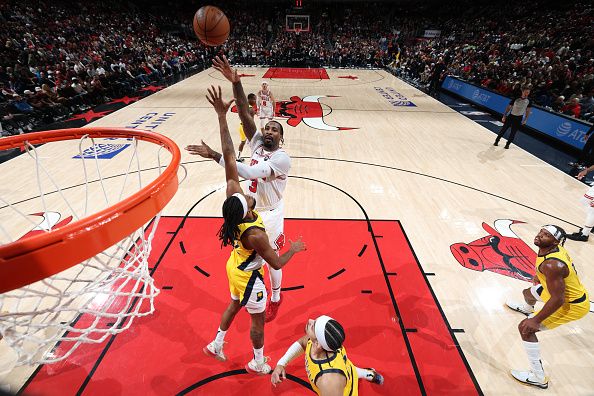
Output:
[257,81,275,132]
[187,56,290,322]
[566,165,594,241]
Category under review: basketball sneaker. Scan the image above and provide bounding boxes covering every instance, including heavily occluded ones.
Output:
[265,294,283,323]
[365,368,384,385]
[566,231,589,242]
[245,357,271,375]
[505,300,534,316]
[510,369,548,389]
[203,341,227,362]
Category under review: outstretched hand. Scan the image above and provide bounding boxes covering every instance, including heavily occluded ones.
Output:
[212,55,239,83]
[271,365,287,387]
[206,85,234,115]
[185,140,214,159]
[289,237,307,253]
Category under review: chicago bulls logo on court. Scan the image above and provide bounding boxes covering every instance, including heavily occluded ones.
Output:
[232,95,357,131]
[450,219,536,281]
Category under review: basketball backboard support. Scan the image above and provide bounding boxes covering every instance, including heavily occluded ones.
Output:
[286,14,310,32]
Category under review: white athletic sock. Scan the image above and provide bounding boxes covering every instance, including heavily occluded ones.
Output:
[356,367,375,381]
[270,268,282,302]
[522,341,545,379]
[214,327,227,346]
[253,346,264,363]
[271,287,281,302]
[581,203,594,236]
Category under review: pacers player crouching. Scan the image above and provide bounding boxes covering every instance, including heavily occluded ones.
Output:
[506,225,589,389]
[271,316,384,395]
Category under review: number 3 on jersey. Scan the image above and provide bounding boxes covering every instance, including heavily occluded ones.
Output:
[249,159,258,193]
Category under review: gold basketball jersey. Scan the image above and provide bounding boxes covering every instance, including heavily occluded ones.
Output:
[227,211,266,271]
[304,340,358,396]
[536,245,588,303]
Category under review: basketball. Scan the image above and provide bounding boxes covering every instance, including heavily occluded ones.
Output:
[193,6,230,46]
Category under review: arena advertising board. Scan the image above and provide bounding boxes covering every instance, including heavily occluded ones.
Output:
[442,76,591,149]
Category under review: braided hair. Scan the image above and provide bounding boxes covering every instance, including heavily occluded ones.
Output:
[323,319,345,351]
[217,196,245,247]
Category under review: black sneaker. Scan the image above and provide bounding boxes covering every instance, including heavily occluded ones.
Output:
[567,232,589,242]
[236,158,244,163]
[493,141,499,146]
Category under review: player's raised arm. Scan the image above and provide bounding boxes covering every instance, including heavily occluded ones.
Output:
[212,55,257,140]
[205,85,239,197]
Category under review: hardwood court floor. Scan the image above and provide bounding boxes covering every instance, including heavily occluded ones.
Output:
[1,68,593,395]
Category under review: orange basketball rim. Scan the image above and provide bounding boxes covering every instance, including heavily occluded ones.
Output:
[0,127,181,293]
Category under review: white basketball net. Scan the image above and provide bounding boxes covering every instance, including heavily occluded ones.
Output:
[0,134,172,366]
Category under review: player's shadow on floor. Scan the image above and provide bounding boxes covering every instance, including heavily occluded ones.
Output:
[477,145,505,164]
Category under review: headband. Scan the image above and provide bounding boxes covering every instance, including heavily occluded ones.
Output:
[314,315,333,352]
[232,193,248,218]
[542,225,563,241]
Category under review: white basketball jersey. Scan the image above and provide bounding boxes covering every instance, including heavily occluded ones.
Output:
[259,90,273,112]
[247,132,290,210]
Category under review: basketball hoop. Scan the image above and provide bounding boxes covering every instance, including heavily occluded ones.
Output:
[0,127,180,365]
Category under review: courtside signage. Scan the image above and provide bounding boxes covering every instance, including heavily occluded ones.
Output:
[442,76,591,149]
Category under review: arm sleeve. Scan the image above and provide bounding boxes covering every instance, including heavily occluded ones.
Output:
[277,341,304,367]
[248,131,264,151]
[268,151,291,177]
[218,156,273,179]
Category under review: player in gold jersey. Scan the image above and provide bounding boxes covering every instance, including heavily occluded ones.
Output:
[186,86,305,375]
[237,93,257,161]
[506,225,589,389]
[271,315,384,395]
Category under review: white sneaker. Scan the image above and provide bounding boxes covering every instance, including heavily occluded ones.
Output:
[505,300,534,316]
[203,341,227,362]
[245,357,271,375]
[510,369,548,389]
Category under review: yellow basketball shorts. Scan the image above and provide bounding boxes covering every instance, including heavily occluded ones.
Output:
[535,297,590,330]
[238,124,246,141]
[226,263,266,314]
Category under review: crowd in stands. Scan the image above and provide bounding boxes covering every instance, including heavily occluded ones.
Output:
[1,0,592,137]
[0,1,217,134]
[395,1,594,122]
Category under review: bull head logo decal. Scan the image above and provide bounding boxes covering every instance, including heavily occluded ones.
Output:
[232,95,357,131]
[450,219,536,281]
